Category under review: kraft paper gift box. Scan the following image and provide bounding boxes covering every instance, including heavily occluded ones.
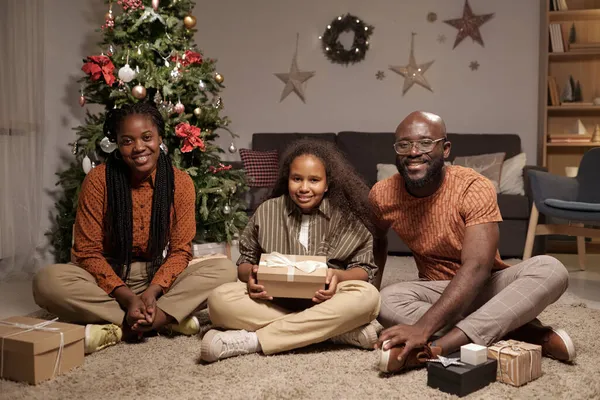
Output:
[487,340,542,387]
[0,316,85,385]
[427,351,497,397]
[257,252,328,299]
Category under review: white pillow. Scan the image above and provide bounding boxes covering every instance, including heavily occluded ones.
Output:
[499,153,526,195]
[376,163,398,181]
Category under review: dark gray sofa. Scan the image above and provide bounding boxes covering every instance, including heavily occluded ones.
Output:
[237,132,541,259]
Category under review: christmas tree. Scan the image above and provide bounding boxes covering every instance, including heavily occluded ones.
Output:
[48,0,248,263]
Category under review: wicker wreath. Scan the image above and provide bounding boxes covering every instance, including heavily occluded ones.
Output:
[320,14,374,65]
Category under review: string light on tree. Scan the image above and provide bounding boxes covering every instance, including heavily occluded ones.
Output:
[152,0,159,11]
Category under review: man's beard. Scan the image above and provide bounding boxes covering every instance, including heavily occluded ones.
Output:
[396,156,445,189]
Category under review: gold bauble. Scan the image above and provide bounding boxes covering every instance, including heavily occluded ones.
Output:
[215,73,224,84]
[193,107,202,117]
[132,84,147,99]
[183,15,197,29]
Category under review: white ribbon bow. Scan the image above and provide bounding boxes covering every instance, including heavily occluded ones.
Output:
[0,318,64,380]
[260,252,327,273]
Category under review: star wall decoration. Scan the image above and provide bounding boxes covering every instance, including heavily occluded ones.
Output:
[274,34,316,103]
[389,32,434,95]
[437,34,447,44]
[376,70,386,80]
[469,60,480,71]
[444,0,494,49]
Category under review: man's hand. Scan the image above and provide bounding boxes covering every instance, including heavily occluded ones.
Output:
[247,265,272,300]
[124,295,148,328]
[312,269,338,304]
[375,323,429,362]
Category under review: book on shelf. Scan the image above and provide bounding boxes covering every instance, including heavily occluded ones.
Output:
[547,76,560,106]
[570,43,600,50]
[549,24,565,53]
[548,133,592,143]
[550,0,568,11]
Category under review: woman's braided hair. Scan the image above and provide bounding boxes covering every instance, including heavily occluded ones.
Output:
[102,103,175,282]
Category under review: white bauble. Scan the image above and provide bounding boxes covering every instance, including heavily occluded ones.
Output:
[118,64,136,83]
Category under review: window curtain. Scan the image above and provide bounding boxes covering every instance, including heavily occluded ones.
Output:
[0,0,45,280]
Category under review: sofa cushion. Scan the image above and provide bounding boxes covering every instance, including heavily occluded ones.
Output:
[453,152,506,192]
[497,194,530,219]
[337,132,396,186]
[499,153,527,195]
[544,198,600,212]
[239,149,279,187]
[445,133,521,161]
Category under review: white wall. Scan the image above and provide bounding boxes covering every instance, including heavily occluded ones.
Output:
[194,0,540,163]
[39,0,540,261]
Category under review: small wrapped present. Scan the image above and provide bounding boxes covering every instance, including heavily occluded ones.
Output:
[257,252,328,299]
[427,351,497,397]
[0,316,84,384]
[487,339,542,387]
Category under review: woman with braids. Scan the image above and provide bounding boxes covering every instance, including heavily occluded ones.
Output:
[201,139,382,362]
[33,103,236,354]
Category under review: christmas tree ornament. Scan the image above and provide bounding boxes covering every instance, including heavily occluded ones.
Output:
[223,204,231,214]
[389,32,434,95]
[71,142,78,155]
[228,142,237,153]
[152,0,160,11]
[183,15,196,29]
[215,73,224,84]
[213,97,223,109]
[100,136,118,153]
[174,99,185,114]
[198,80,206,90]
[160,142,168,153]
[444,0,494,49]
[118,52,137,83]
[193,107,202,117]
[82,155,93,174]
[132,84,147,99]
[170,66,181,81]
[107,44,116,56]
[79,93,86,107]
[274,33,316,103]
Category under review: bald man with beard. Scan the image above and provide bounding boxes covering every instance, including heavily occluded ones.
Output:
[370,111,574,374]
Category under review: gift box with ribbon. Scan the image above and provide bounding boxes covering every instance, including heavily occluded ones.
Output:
[487,339,542,387]
[0,316,85,384]
[257,252,328,299]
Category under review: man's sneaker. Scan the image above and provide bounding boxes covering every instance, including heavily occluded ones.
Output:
[506,319,576,362]
[165,316,200,336]
[378,340,443,373]
[200,329,261,363]
[84,324,122,354]
[330,321,381,349]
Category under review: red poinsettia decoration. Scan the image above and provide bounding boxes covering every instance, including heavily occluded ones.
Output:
[81,55,116,86]
[209,163,233,173]
[172,50,203,67]
[175,122,206,153]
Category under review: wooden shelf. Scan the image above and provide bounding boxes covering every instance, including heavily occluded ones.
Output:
[549,50,600,59]
[547,142,600,147]
[549,9,600,21]
[548,105,600,112]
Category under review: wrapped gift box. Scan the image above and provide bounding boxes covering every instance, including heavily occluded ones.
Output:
[427,351,497,397]
[487,340,542,387]
[0,316,85,385]
[257,253,327,299]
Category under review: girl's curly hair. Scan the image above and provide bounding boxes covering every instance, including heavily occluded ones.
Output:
[270,139,377,235]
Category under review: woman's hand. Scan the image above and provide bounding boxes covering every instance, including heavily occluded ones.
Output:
[133,284,163,331]
[312,269,338,304]
[247,265,273,300]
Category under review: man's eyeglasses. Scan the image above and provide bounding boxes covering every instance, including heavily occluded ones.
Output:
[393,137,446,155]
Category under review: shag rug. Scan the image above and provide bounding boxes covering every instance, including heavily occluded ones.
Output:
[2,257,599,400]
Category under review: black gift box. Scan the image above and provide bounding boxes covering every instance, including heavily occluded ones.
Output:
[427,351,497,397]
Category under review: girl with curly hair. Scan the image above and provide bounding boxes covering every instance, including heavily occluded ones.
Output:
[201,139,382,362]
